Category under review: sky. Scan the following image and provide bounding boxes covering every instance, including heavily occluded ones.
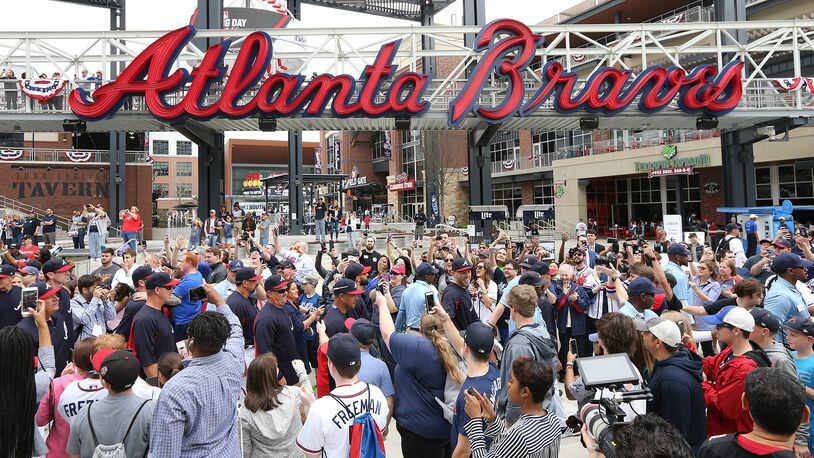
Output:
[4,0,583,141]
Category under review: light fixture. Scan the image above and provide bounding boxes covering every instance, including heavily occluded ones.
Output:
[579,117,599,130]
[696,116,718,130]
[395,116,411,131]
[62,119,86,133]
[258,115,277,132]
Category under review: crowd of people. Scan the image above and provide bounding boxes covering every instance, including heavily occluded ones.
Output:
[2,208,814,458]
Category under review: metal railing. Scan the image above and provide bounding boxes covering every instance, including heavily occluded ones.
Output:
[0,195,72,229]
[0,147,149,164]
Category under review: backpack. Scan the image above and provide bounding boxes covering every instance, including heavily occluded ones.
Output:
[327,384,386,458]
[716,236,735,257]
[87,400,149,458]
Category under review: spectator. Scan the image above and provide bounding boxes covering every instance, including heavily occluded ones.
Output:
[71,208,88,250]
[111,248,136,290]
[0,263,22,328]
[22,212,40,245]
[284,281,320,373]
[171,252,205,341]
[205,246,227,284]
[687,233,704,262]
[91,248,121,289]
[619,277,659,321]
[149,284,246,457]
[203,209,220,247]
[70,274,115,340]
[92,332,160,401]
[718,223,747,268]
[323,278,365,337]
[130,272,179,380]
[683,278,764,317]
[41,208,57,247]
[20,235,38,260]
[36,263,76,372]
[702,306,771,436]
[698,368,808,458]
[717,259,741,298]
[443,258,476,331]
[414,207,427,246]
[348,318,395,432]
[394,262,440,332]
[66,349,154,457]
[188,217,203,250]
[749,309,796,377]
[214,259,243,301]
[663,244,692,307]
[640,317,706,453]
[226,267,266,365]
[462,357,561,457]
[470,260,498,323]
[296,333,389,457]
[157,352,183,388]
[1,69,18,110]
[743,238,777,283]
[691,259,722,306]
[113,265,152,337]
[359,235,382,271]
[87,204,109,262]
[221,214,235,252]
[239,353,306,457]
[313,197,327,244]
[764,253,812,344]
[745,214,759,258]
[120,206,142,251]
[553,263,591,367]
[276,237,316,281]
[786,317,814,455]
[18,265,38,288]
[255,275,301,385]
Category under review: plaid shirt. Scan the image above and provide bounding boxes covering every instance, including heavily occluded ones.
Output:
[149,304,244,458]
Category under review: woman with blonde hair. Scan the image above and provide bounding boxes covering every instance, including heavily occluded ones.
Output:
[717,258,741,298]
[189,217,203,250]
[375,287,462,458]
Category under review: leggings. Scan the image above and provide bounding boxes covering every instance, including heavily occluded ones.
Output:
[397,424,450,458]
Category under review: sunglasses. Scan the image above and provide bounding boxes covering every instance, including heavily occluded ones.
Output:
[272,289,288,294]
[476,265,485,269]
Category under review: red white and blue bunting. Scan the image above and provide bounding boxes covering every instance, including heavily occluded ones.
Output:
[65,151,93,162]
[0,150,23,161]
[502,159,515,170]
[17,79,68,104]
[772,77,814,93]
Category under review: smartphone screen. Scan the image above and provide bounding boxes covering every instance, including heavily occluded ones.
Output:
[569,339,578,356]
[188,286,206,302]
[425,291,435,315]
[20,287,37,317]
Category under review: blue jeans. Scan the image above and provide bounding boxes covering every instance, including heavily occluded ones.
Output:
[315,219,326,241]
[89,231,101,258]
[329,221,339,240]
[207,234,218,247]
[259,236,268,247]
[347,230,358,248]
[123,231,138,251]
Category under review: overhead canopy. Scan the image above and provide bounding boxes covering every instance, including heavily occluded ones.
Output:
[260,173,348,184]
[300,0,455,21]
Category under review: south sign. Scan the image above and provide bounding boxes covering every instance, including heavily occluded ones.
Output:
[69,19,744,126]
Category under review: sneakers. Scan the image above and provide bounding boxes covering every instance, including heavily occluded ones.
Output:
[560,425,581,438]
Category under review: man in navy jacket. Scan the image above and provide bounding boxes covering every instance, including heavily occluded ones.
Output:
[640,317,706,454]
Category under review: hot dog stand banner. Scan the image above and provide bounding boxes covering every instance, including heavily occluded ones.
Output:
[69,19,743,125]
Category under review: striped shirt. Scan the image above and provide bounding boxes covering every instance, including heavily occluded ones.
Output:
[464,413,561,458]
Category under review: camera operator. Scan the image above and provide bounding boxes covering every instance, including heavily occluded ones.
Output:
[462,357,561,457]
[640,317,706,453]
[582,413,694,458]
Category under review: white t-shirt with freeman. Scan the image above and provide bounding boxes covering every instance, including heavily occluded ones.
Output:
[58,378,107,424]
[296,381,389,457]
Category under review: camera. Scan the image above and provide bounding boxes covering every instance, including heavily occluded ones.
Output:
[594,253,618,267]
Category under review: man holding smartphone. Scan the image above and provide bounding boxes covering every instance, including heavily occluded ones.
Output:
[324,278,364,337]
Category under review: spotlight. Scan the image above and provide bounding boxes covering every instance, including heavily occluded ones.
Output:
[696,116,718,130]
[579,117,599,130]
[62,119,86,133]
[258,115,277,132]
[395,116,411,131]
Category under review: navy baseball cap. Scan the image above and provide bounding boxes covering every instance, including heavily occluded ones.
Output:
[628,277,659,296]
[452,258,473,272]
[415,262,439,277]
[0,264,17,278]
[344,262,371,280]
[344,248,360,257]
[235,267,262,283]
[264,275,290,291]
[773,253,813,273]
[520,255,538,269]
[228,260,244,272]
[333,278,364,295]
[725,222,740,232]
[131,265,154,287]
[462,322,495,355]
[667,244,691,256]
[327,333,361,368]
[519,271,544,287]
[42,258,74,275]
[348,318,376,346]
[750,308,780,333]
[145,272,179,290]
[35,281,60,300]
[784,317,814,337]
[277,259,296,270]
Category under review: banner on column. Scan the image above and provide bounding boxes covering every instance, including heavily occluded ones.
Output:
[663,214,683,243]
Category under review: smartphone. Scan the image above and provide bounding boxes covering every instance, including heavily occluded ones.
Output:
[176,340,190,360]
[467,387,477,397]
[569,338,578,356]
[188,286,206,302]
[20,287,38,317]
[425,291,435,315]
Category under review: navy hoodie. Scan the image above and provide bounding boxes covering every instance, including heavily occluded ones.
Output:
[647,348,707,454]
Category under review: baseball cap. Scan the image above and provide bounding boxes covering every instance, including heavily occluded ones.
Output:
[416,262,439,277]
[18,266,39,277]
[462,322,495,355]
[530,262,549,276]
[277,259,296,270]
[773,239,792,249]
[390,264,406,275]
[228,260,244,272]
[42,258,73,275]
[568,246,585,257]
[750,308,780,333]
[628,277,659,296]
[749,214,758,219]
[635,317,682,347]
[264,275,290,291]
[688,233,698,239]
[144,272,180,290]
[235,267,262,283]
[302,273,321,286]
[772,253,813,273]
[520,255,538,269]
[131,265,154,287]
[0,264,17,278]
[519,271,544,287]
[784,317,814,337]
[779,216,787,221]
[333,278,364,295]
[7,243,18,249]
[725,222,740,232]
[36,281,60,300]
[703,305,755,332]
[92,349,139,391]
[344,248,360,257]
[348,318,376,346]
[452,258,473,272]
[26,260,42,270]
[327,333,361,368]
[345,262,371,280]
[759,238,774,245]
[667,243,691,256]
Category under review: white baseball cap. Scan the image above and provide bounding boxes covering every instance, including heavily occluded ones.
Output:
[636,317,682,347]
[749,214,758,219]
[703,305,755,332]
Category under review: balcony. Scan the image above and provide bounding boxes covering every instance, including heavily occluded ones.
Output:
[0,147,149,164]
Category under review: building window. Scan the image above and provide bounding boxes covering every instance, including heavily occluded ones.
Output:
[153,162,169,177]
[176,140,192,155]
[533,179,554,206]
[489,131,520,165]
[756,167,772,206]
[372,131,391,160]
[152,140,169,155]
[177,183,193,198]
[177,162,192,177]
[152,183,168,199]
[492,182,522,217]
[532,130,591,159]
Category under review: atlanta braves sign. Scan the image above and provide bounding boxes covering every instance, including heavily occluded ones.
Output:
[69,19,744,126]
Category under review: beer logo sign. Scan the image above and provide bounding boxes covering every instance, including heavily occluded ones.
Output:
[662,144,677,160]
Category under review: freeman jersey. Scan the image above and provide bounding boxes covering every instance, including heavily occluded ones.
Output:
[58,378,107,424]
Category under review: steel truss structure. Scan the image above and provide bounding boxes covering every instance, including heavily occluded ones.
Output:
[0,19,812,132]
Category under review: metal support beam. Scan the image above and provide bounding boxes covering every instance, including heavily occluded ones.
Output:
[715,0,747,62]
[108,131,126,233]
[289,0,302,20]
[420,1,435,76]
[462,0,486,49]
[193,0,222,51]
[288,131,304,236]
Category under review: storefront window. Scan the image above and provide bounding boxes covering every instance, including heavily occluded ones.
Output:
[372,131,390,160]
[492,182,522,217]
[490,131,520,165]
[534,179,554,205]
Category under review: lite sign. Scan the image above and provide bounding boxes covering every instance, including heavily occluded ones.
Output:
[69,19,744,126]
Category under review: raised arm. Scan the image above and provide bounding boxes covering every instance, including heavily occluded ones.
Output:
[202,284,243,374]
[433,304,465,356]
[376,287,396,349]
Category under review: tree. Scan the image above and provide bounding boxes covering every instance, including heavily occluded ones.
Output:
[422,131,464,223]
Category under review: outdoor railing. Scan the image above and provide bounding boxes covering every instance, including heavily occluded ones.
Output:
[0,147,149,164]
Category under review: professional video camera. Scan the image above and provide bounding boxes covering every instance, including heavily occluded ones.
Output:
[594,252,619,267]
[573,354,652,458]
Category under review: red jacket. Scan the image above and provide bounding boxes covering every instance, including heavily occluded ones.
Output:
[702,344,771,437]
[122,212,142,233]
[315,342,334,398]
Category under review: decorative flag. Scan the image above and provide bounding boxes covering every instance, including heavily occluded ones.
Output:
[18,79,68,104]
[333,138,341,170]
[461,167,469,177]
[383,131,392,158]
[0,150,23,161]
[314,147,322,174]
[502,159,515,170]
[64,151,93,162]
[772,77,814,93]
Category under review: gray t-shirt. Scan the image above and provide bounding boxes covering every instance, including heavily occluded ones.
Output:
[92,264,121,288]
[67,393,154,458]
